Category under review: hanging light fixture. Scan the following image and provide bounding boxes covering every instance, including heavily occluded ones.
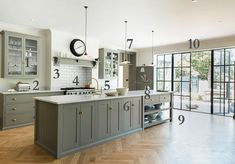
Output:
[149,30,155,66]
[120,21,131,65]
[140,64,145,73]
[84,6,88,55]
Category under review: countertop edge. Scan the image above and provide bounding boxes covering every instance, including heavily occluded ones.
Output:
[34,91,173,105]
[0,90,64,95]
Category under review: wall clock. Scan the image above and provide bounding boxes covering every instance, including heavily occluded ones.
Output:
[70,39,86,57]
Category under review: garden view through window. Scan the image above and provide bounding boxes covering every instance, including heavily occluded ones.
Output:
[156,48,235,117]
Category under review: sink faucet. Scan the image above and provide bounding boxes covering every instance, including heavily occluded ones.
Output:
[92,77,102,95]
[91,77,99,90]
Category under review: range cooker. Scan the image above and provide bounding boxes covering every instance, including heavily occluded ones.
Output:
[61,87,95,95]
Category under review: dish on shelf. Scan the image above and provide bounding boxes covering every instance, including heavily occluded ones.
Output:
[149,112,160,120]
[144,105,152,110]
[153,103,162,109]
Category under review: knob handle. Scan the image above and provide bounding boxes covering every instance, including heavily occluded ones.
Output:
[12,119,16,122]
[131,104,134,107]
[12,98,16,101]
[79,111,83,115]
[12,108,16,110]
[109,107,112,110]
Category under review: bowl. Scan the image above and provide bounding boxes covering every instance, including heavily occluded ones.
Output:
[105,92,118,96]
[116,87,129,96]
[149,112,160,120]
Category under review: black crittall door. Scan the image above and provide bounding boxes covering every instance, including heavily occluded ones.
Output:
[212,49,235,116]
[156,48,235,117]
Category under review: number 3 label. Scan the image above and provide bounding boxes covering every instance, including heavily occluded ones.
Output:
[53,69,60,79]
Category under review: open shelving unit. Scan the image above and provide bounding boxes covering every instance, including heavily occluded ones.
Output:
[143,93,173,128]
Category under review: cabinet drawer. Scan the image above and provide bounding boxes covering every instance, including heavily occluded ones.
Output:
[144,95,160,105]
[160,94,170,103]
[5,94,34,104]
[6,103,34,114]
[6,112,34,126]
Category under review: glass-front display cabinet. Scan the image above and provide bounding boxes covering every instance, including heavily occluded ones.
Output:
[2,31,39,78]
[99,48,119,79]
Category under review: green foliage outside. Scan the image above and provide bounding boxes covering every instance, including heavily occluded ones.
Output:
[175,52,211,80]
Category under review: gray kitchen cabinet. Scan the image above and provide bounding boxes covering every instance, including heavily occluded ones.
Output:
[131,97,142,129]
[62,102,94,150]
[120,100,131,132]
[120,97,141,132]
[99,48,119,79]
[94,99,121,141]
[120,51,136,90]
[1,31,40,78]
[110,99,121,136]
[0,91,63,130]
[80,102,94,146]
[94,100,110,140]
[62,104,78,151]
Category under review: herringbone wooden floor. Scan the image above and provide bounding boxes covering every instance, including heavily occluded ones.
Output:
[0,110,235,164]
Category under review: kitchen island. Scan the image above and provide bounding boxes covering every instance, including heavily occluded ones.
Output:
[34,91,173,158]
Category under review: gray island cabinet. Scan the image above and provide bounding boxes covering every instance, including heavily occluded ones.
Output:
[94,97,141,141]
[34,91,172,158]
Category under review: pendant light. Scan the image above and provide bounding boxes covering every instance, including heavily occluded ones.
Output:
[120,21,131,65]
[140,64,145,73]
[84,6,88,55]
[149,30,155,66]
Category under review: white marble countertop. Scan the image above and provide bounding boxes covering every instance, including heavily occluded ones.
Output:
[34,90,172,105]
[0,90,64,95]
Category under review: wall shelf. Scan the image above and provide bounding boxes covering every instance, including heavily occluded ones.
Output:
[53,56,98,68]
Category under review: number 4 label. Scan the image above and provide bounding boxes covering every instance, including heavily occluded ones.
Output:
[73,76,79,85]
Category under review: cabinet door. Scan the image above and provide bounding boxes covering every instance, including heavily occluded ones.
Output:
[24,38,39,76]
[104,52,112,78]
[5,34,23,76]
[98,48,118,79]
[112,52,119,78]
[62,104,79,151]
[131,97,142,129]
[110,99,120,136]
[94,100,110,141]
[80,102,94,146]
[120,99,132,132]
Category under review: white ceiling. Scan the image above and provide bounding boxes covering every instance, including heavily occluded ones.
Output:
[0,0,235,48]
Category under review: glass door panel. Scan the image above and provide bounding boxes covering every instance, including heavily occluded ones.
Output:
[112,52,119,77]
[165,68,172,81]
[7,36,23,75]
[182,97,190,110]
[172,53,191,111]
[157,55,164,67]
[212,49,234,116]
[165,55,172,67]
[156,54,172,91]
[174,96,181,109]
[191,51,212,113]
[24,39,38,75]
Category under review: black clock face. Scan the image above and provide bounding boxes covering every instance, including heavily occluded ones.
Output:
[70,39,86,56]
